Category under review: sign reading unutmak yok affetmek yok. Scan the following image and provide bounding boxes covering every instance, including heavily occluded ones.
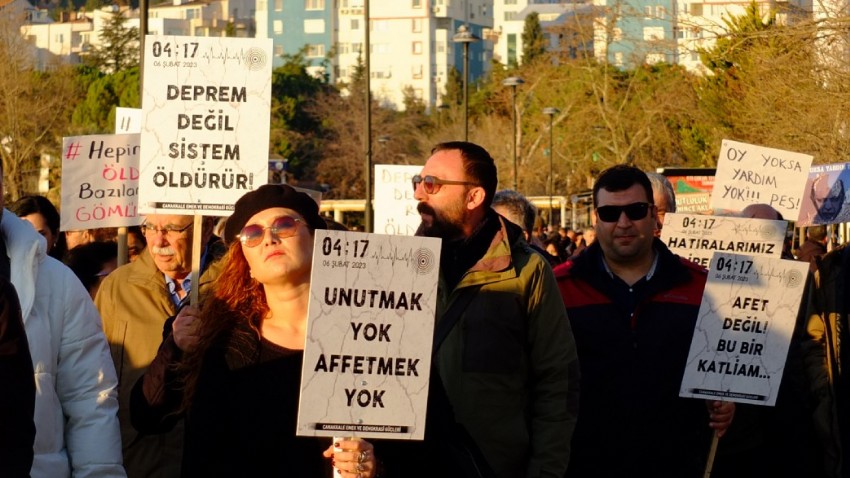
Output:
[297,231,441,440]
[138,35,272,215]
[60,133,142,231]
[679,253,808,406]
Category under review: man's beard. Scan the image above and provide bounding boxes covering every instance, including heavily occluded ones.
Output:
[416,202,465,239]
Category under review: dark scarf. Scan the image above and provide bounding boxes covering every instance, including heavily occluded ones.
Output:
[439,211,500,291]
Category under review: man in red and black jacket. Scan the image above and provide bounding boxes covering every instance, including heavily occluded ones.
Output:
[554,165,734,478]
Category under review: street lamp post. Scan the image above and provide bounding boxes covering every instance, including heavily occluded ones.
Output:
[503,76,524,190]
[453,24,480,141]
[542,107,559,228]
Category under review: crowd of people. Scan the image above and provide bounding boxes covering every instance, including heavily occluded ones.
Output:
[3,141,850,477]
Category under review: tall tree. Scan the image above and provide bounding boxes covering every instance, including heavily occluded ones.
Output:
[0,12,79,200]
[521,12,547,65]
[84,9,139,73]
[72,67,139,133]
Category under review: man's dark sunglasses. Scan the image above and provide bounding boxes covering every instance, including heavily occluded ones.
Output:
[596,202,652,222]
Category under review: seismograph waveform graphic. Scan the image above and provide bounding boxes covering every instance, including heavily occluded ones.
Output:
[201,46,267,71]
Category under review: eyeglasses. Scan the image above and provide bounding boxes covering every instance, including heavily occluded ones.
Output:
[596,202,652,222]
[412,174,478,195]
[238,216,301,248]
[141,222,193,237]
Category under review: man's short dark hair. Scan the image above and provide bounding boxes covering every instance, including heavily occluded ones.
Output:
[592,165,653,207]
[432,141,498,208]
[492,189,537,234]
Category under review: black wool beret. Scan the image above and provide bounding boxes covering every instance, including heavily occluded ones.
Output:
[223,184,327,245]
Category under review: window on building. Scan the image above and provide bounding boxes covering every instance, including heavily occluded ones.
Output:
[371,43,390,54]
[412,64,423,79]
[436,40,445,53]
[273,20,283,34]
[657,6,666,18]
[643,26,663,41]
[412,41,422,54]
[371,19,388,31]
[305,0,324,10]
[505,0,517,4]
[412,0,422,7]
[274,0,282,11]
[507,33,516,65]
[351,18,360,29]
[274,45,283,56]
[304,19,325,33]
[307,44,325,57]
[352,42,363,52]
[691,3,703,15]
[412,18,422,32]
[186,9,195,19]
[614,51,624,66]
[504,11,518,21]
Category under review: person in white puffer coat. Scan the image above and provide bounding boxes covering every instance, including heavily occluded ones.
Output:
[0,203,124,478]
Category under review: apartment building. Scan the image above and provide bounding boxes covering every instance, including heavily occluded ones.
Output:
[593,0,812,70]
[491,0,593,65]
[255,0,332,77]
[328,0,492,110]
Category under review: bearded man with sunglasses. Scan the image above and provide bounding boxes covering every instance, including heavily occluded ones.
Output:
[95,214,225,478]
[554,165,734,478]
[411,141,580,478]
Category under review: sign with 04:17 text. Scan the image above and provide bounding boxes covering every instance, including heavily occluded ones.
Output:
[139,35,272,216]
[60,133,142,231]
[297,231,441,440]
[679,253,808,406]
[660,213,786,268]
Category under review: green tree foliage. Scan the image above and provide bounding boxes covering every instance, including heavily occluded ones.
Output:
[268,49,329,179]
[84,9,139,73]
[71,67,139,133]
[521,12,547,65]
[697,2,850,162]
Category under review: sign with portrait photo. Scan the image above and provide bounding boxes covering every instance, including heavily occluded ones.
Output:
[796,162,850,226]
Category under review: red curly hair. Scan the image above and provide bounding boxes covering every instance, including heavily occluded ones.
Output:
[179,239,270,410]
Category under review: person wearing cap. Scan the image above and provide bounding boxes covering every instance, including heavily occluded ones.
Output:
[95,213,225,478]
[129,184,378,477]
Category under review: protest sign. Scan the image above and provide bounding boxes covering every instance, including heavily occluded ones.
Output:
[298,231,440,440]
[60,134,142,230]
[138,35,272,215]
[374,165,421,236]
[796,162,850,226]
[679,253,808,406]
[667,174,715,213]
[115,107,142,134]
[661,213,786,268]
[709,140,813,219]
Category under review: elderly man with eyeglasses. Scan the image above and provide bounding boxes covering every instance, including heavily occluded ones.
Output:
[94,214,225,478]
[402,141,579,478]
[554,165,735,478]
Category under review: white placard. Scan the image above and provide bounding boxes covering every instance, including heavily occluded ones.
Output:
[374,165,421,236]
[679,253,808,406]
[115,107,142,134]
[796,162,850,226]
[139,35,272,216]
[60,133,142,230]
[710,140,813,219]
[661,213,786,268]
[297,231,441,440]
